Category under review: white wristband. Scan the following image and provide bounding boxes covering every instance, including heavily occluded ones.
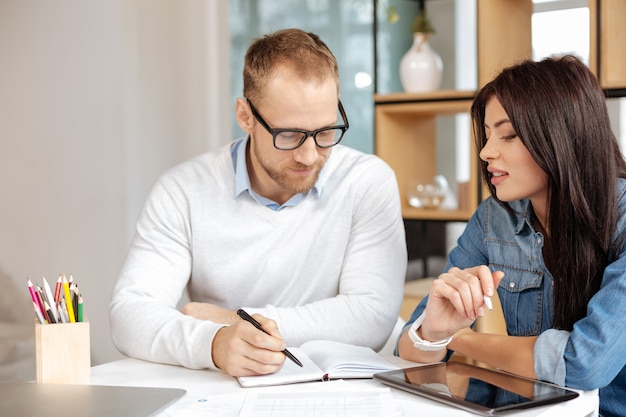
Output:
[408,313,453,351]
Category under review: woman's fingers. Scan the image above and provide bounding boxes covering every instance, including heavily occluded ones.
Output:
[483,270,505,311]
[439,266,503,320]
[424,266,505,341]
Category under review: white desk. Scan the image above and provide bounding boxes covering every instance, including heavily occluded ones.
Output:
[91,358,599,417]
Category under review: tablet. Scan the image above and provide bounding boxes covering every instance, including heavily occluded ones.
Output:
[373,362,578,416]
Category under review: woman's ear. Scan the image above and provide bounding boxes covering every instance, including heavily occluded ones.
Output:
[235,98,254,134]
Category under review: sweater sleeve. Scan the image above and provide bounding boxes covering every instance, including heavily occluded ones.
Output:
[109,173,224,370]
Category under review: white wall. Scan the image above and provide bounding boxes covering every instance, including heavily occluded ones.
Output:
[0,0,230,372]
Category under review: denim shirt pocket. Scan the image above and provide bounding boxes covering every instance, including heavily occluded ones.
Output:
[492,264,545,336]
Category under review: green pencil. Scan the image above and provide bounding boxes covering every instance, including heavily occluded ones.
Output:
[77,295,84,322]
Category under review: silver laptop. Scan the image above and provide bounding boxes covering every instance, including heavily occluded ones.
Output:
[0,382,186,417]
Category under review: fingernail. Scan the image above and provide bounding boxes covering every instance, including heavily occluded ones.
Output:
[483,295,493,311]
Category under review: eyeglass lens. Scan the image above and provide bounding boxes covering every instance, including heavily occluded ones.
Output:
[274,128,343,150]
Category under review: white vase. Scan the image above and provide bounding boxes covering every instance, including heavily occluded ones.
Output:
[399,32,443,93]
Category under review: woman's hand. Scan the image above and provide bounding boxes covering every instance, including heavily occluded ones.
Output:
[420,266,504,341]
[398,265,503,363]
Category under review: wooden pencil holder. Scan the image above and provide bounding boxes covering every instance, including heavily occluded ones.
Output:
[34,320,91,384]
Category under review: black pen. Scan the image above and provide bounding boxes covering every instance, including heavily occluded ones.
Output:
[236,309,303,367]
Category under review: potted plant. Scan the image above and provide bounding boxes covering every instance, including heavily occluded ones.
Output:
[410,0,435,35]
[378,0,435,34]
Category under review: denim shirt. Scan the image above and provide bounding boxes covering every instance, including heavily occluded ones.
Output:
[402,178,626,417]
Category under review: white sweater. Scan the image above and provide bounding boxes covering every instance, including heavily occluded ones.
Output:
[110,141,407,370]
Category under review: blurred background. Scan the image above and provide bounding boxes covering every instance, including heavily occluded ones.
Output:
[1,0,623,380]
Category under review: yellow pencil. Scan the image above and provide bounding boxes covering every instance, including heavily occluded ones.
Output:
[62,274,76,323]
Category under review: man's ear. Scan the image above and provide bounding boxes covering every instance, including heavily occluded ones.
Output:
[235,98,254,134]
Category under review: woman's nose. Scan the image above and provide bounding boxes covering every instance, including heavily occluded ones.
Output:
[479,137,497,161]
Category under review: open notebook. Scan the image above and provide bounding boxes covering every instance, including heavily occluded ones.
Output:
[238,340,400,388]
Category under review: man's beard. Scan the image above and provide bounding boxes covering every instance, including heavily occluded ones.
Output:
[254,144,323,195]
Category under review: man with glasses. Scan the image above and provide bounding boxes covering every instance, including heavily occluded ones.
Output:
[110,28,407,377]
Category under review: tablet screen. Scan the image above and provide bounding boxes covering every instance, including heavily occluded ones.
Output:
[373,362,578,415]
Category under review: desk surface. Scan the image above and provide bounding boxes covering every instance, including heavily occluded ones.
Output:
[91,357,598,417]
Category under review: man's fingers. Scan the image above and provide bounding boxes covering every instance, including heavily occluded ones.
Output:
[212,323,285,377]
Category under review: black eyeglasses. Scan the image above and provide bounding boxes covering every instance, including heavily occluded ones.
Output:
[246,98,349,150]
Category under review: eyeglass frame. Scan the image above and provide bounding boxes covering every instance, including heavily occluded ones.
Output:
[246,98,350,150]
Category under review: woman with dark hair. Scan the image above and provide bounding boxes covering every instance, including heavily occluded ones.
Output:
[397,55,626,417]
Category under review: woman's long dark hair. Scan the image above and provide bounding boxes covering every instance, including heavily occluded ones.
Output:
[471,55,626,330]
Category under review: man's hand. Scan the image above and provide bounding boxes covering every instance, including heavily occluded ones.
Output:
[181,303,287,377]
[211,313,287,376]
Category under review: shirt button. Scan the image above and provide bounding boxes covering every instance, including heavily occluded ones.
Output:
[509,282,516,288]
[537,237,542,244]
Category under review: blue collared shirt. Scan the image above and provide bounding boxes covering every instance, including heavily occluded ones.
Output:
[403,178,626,417]
[231,136,322,211]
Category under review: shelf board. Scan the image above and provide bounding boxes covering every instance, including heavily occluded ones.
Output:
[401,206,474,222]
[374,90,475,104]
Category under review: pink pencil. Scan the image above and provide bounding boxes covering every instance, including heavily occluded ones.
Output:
[27,278,45,319]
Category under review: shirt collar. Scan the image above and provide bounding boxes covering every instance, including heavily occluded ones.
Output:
[512,199,534,234]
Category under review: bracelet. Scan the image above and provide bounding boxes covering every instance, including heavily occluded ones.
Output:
[408,313,453,351]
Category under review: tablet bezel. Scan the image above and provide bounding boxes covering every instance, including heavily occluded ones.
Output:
[373,362,578,416]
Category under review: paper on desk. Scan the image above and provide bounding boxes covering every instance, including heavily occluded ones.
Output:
[156,380,393,417]
[158,391,245,417]
[238,381,396,417]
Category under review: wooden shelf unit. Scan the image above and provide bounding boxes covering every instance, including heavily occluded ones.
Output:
[375,0,625,223]
[375,1,533,222]
[374,91,478,221]
[594,0,626,89]
[476,0,533,87]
